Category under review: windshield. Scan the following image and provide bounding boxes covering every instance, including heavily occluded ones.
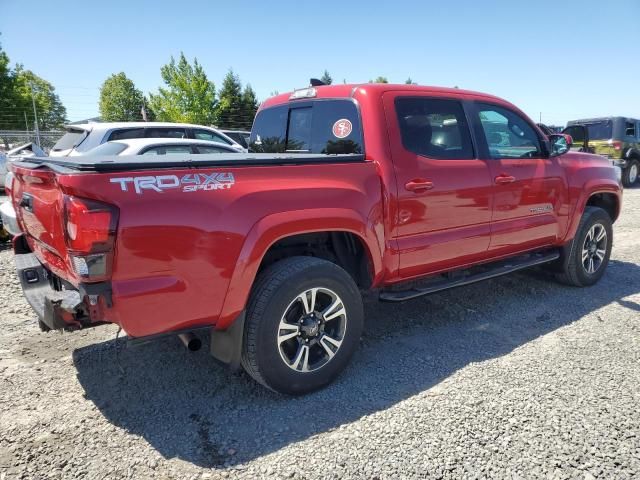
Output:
[82,142,128,156]
[585,121,613,140]
[52,129,87,152]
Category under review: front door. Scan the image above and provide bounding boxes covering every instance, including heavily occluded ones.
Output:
[384,94,494,279]
[471,102,567,256]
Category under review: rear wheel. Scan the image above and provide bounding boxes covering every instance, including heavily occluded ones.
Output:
[622,160,638,187]
[556,207,612,287]
[242,256,363,395]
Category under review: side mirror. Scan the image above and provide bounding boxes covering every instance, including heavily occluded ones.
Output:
[549,134,570,156]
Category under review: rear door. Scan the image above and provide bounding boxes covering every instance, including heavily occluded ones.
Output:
[384,93,493,278]
[470,102,567,255]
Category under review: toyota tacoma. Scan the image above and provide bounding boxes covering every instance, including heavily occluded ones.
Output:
[7,83,622,394]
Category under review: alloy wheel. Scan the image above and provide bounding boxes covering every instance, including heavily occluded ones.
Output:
[581,223,607,275]
[277,287,347,373]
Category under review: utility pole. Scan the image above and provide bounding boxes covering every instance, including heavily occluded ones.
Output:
[141,98,148,122]
[29,82,41,147]
[23,111,29,132]
[539,112,542,123]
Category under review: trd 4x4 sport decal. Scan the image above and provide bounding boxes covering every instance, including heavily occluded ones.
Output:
[110,173,235,194]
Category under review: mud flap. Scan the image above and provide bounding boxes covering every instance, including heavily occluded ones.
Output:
[210,312,245,371]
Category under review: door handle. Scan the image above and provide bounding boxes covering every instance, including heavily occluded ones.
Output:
[495,175,516,185]
[405,179,434,192]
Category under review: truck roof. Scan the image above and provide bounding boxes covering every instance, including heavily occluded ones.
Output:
[261,83,511,110]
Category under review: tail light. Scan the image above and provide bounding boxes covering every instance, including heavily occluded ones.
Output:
[63,195,119,282]
[609,140,622,151]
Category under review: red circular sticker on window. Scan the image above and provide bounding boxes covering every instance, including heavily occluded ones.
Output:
[332,119,353,139]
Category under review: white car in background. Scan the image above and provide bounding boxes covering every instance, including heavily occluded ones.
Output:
[50,122,246,157]
[0,151,6,190]
[81,138,241,156]
[1,142,47,190]
[0,138,240,238]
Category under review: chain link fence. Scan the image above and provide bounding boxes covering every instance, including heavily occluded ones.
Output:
[0,130,64,153]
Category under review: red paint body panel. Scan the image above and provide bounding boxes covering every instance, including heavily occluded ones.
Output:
[10,84,622,337]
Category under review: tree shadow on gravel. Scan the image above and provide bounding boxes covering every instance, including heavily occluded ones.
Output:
[73,259,640,468]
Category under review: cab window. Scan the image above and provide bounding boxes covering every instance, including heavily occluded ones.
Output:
[395,97,474,159]
[475,104,542,159]
[249,100,363,155]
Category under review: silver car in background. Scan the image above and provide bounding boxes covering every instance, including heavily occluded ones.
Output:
[50,122,246,157]
[80,138,241,156]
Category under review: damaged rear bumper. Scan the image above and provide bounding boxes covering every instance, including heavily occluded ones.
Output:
[15,252,108,331]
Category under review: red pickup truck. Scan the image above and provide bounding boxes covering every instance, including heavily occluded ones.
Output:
[7,84,621,394]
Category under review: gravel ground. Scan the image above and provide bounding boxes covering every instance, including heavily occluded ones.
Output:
[0,190,639,479]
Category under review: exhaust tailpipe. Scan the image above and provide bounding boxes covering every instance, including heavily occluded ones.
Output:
[178,333,202,352]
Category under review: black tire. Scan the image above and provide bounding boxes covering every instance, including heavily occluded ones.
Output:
[556,206,612,287]
[621,159,638,187]
[242,256,364,395]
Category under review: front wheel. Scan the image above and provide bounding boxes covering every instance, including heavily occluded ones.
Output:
[622,160,638,187]
[556,206,613,287]
[242,257,364,395]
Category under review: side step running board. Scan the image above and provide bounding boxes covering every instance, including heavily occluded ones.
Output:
[379,250,560,302]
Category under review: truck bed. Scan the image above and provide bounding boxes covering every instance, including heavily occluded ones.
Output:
[8,153,382,337]
[13,153,366,173]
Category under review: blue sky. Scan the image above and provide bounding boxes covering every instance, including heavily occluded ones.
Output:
[1,0,638,125]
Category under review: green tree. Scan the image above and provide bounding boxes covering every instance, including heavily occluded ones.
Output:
[405,77,415,85]
[0,40,20,131]
[99,72,145,122]
[216,69,243,129]
[320,70,333,85]
[240,84,259,130]
[370,76,389,83]
[148,52,217,124]
[13,65,67,130]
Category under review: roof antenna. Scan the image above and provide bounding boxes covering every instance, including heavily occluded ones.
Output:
[310,78,326,87]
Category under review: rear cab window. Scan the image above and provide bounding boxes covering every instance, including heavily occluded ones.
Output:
[249,99,363,155]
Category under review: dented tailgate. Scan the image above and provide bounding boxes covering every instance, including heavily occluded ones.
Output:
[10,165,75,282]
